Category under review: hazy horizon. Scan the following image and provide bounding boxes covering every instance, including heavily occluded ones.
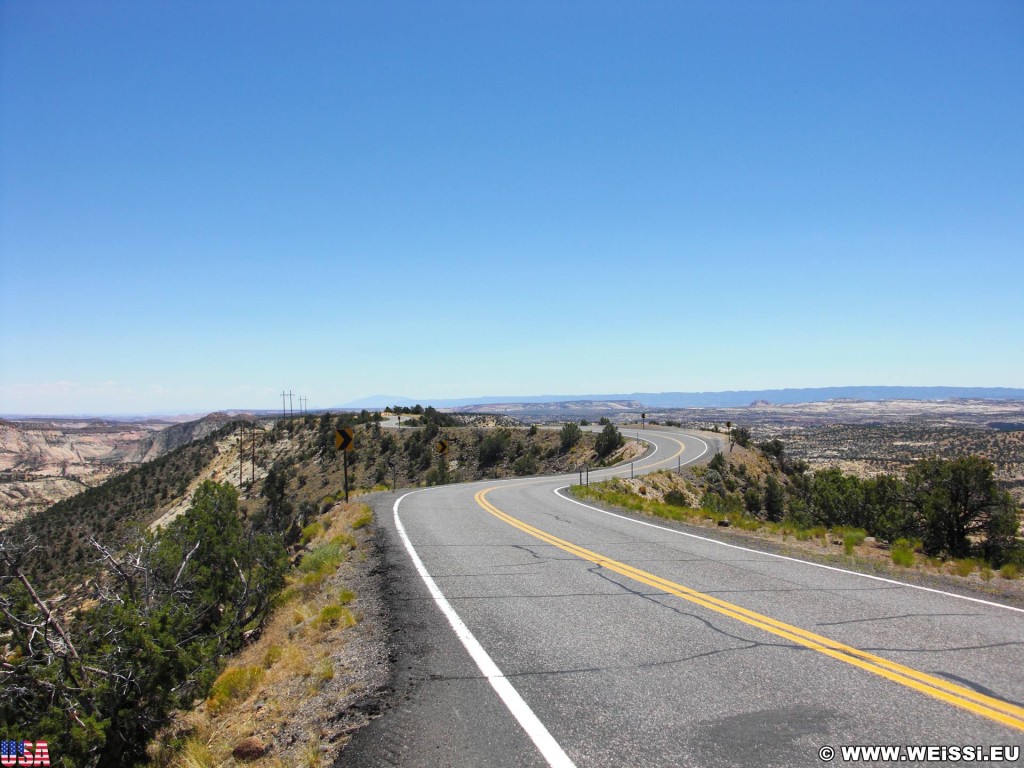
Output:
[5,384,1024,420]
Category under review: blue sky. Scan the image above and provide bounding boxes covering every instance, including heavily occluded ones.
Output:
[1,1,1022,415]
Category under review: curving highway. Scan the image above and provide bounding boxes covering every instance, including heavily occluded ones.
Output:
[344,427,1024,767]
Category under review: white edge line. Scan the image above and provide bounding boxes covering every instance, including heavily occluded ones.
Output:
[393,490,577,768]
[553,485,1024,615]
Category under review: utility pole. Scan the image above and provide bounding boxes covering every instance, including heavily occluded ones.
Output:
[288,391,294,419]
[281,391,287,419]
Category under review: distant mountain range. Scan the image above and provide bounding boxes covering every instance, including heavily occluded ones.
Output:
[343,387,1024,410]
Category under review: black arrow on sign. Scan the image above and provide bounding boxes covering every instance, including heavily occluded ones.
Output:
[335,428,354,453]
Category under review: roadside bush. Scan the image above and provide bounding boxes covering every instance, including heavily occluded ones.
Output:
[891,539,916,567]
[743,486,761,514]
[314,603,356,630]
[479,430,511,467]
[730,426,752,448]
[664,490,689,508]
[207,666,265,714]
[559,422,582,453]
[300,541,347,575]
[513,453,539,476]
[951,558,977,577]
[594,424,624,459]
[842,528,867,555]
[301,522,324,545]
[351,507,372,531]
[701,491,743,515]
[708,452,727,473]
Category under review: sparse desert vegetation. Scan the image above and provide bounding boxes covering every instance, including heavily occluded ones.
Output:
[571,432,1023,601]
[149,501,387,768]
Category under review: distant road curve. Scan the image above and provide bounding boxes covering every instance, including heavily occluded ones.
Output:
[343,428,1024,767]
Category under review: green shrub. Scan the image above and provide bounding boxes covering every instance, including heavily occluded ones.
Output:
[952,558,977,577]
[559,422,583,452]
[664,490,689,508]
[207,666,264,714]
[316,658,335,682]
[733,515,761,531]
[513,453,539,476]
[701,491,744,515]
[263,645,283,669]
[314,603,357,630]
[843,528,867,555]
[300,521,324,545]
[891,539,915,567]
[332,532,357,548]
[351,507,373,530]
[594,424,624,459]
[300,541,346,575]
[479,430,511,467]
[274,586,301,606]
[1000,563,1019,580]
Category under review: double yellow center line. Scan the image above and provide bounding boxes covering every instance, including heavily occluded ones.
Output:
[475,487,1024,733]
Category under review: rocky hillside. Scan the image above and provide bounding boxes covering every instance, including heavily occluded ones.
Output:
[134,412,238,461]
[4,411,640,592]
[0,413,241,527]
[0,411,647,766]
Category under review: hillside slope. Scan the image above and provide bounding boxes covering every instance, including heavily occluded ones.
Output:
[0,414,241,527]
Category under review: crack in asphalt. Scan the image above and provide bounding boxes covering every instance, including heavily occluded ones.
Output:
[584,564,802,651]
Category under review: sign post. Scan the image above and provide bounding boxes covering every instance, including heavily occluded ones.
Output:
[435,439,450,484]
[335,428,354,502]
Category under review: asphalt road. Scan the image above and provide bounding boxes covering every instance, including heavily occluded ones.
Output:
[343,428,1024,767]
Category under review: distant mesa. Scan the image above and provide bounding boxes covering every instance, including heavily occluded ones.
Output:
[341,386,1024,413]
[451,400,643,414]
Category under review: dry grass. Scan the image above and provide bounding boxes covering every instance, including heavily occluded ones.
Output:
[207,666,265,715]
